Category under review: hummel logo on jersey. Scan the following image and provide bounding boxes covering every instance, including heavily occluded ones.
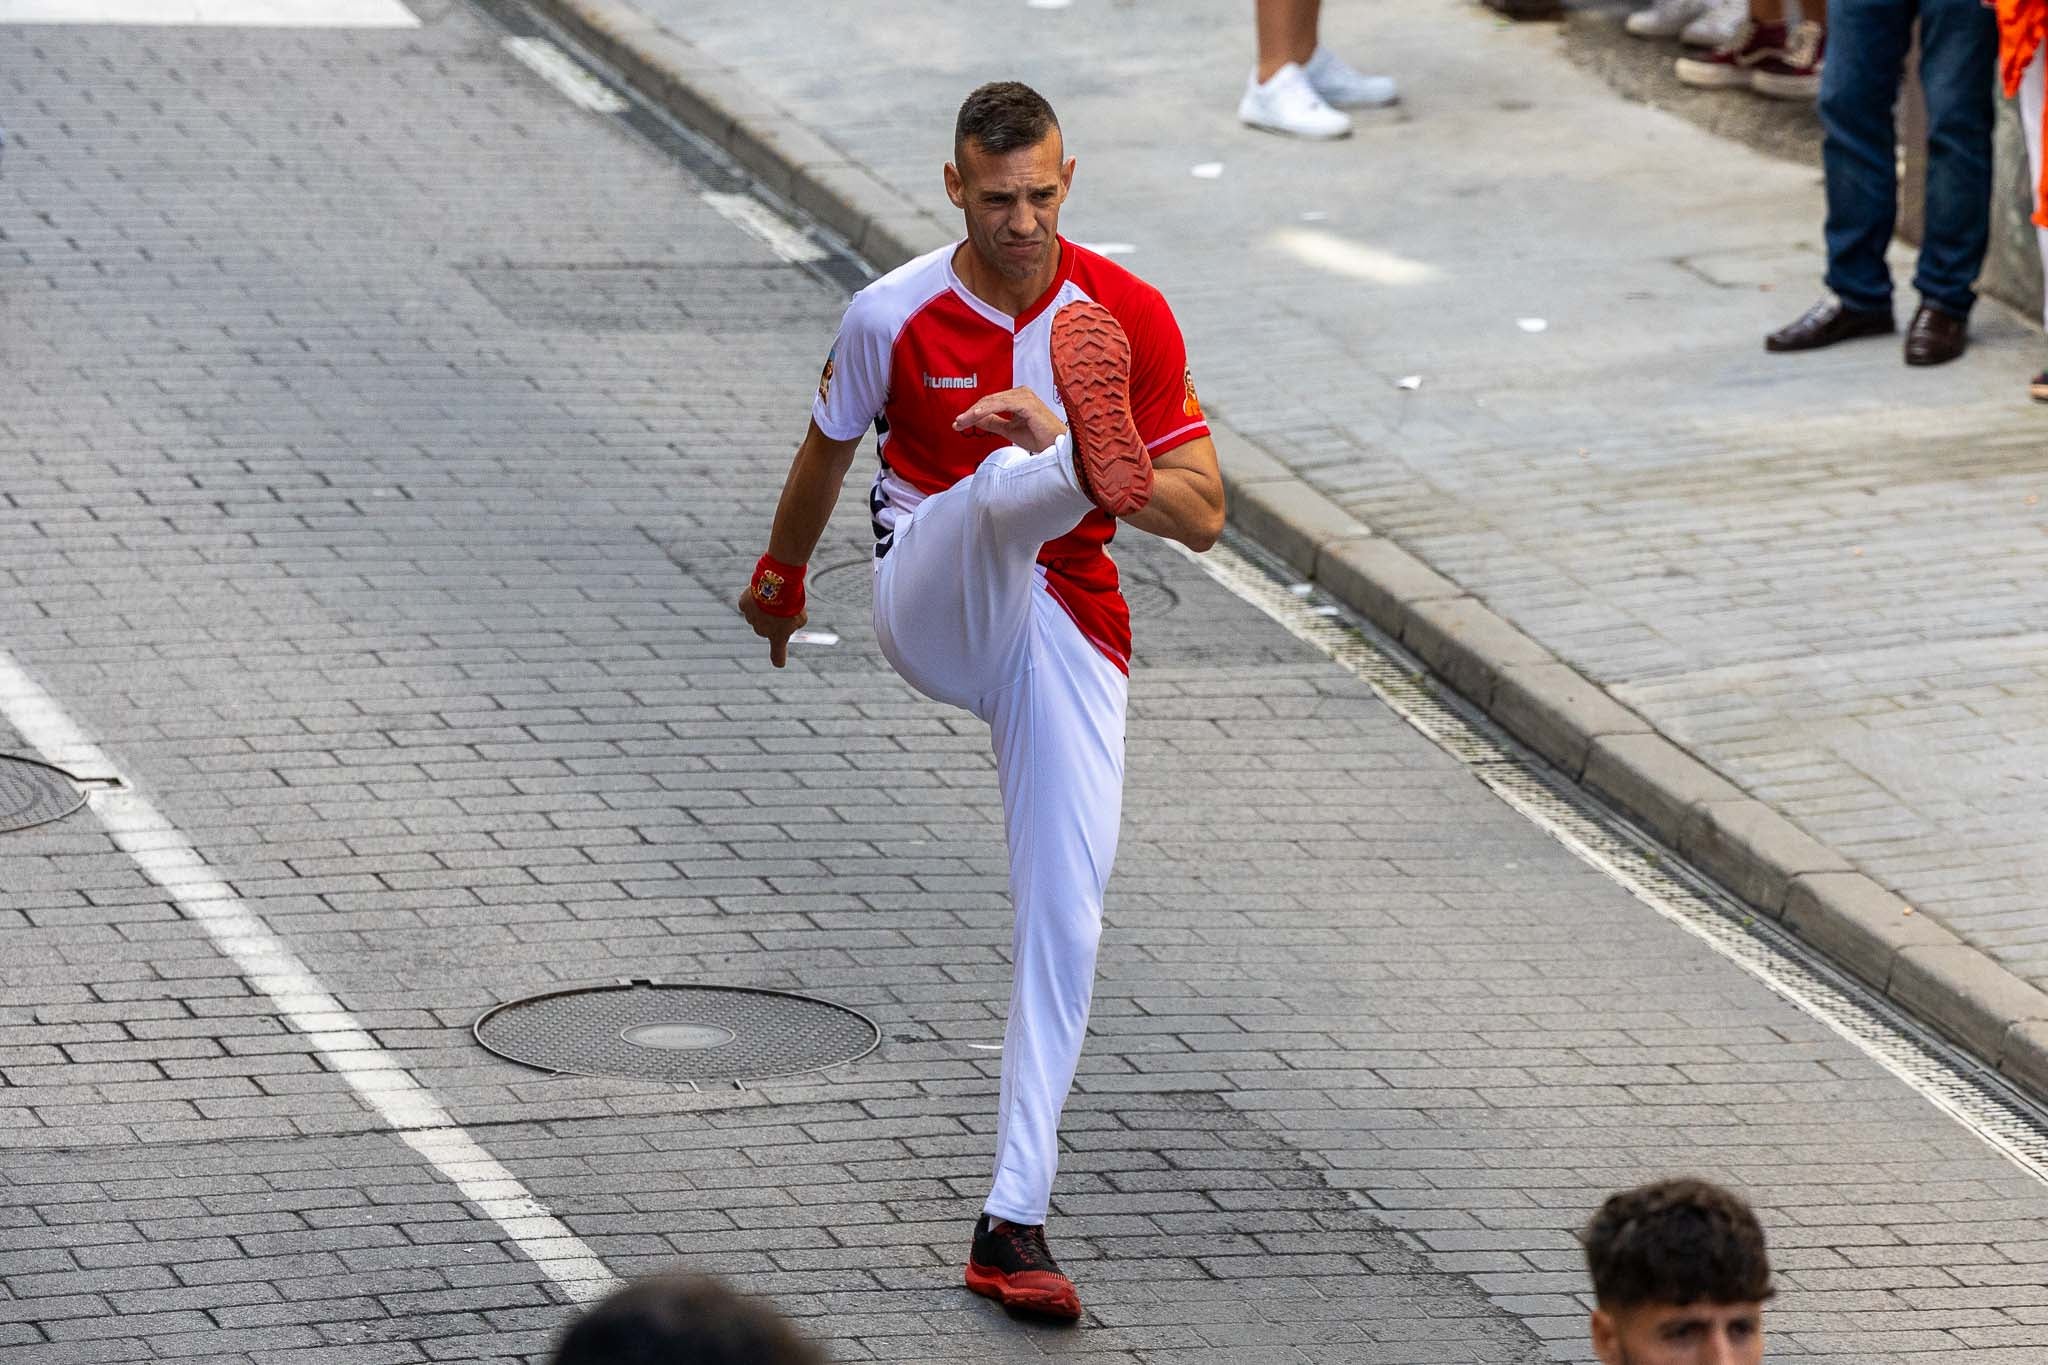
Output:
[924,372,978,390]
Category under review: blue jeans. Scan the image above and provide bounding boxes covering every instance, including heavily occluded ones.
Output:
[1819,0,1998,318]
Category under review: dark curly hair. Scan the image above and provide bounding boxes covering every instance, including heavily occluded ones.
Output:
[1582,1179,1774,1309]
[954,81,1061,164]
[550,1274,824,1365]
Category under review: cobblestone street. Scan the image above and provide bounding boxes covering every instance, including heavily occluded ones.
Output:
[4,4,2048,1363]
[626,0,2048,1002]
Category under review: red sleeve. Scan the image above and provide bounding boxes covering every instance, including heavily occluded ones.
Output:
[1112,284,1211,457]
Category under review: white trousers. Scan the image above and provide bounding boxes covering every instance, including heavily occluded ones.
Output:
[872,438,1127,1227]
[2023,49,2048,332]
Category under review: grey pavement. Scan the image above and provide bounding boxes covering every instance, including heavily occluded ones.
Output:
[603,0,2048,1006]
[4,4,2048,1364]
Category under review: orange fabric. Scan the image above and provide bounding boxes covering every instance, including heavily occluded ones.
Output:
[1997,0,2048,226]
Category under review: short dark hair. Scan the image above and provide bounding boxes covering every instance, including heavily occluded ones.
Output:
[550,1274,824,1365]
[954,81,1060,164]
[1583,1179,1774,1309]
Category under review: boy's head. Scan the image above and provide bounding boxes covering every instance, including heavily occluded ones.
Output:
[550,1273,823,1365]
[1582,1179,1773,1365]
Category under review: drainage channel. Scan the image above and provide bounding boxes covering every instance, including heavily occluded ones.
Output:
[460,0,2048,1178]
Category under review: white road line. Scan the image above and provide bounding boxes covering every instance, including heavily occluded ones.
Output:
[502,36,628,115]
[701,191,828,264]
[1174,536,2048,1187]
[0,0,418,25]
[0,651,620,1304]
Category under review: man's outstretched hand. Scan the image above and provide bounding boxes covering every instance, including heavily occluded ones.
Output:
[737,587,806,668]
[952,387,1068,452]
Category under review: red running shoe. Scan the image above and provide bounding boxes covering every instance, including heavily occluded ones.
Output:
[1050,299,1153,517]
[964,1215,1082,1321]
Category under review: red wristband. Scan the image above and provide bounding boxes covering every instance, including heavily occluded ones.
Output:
[749,554,807,618]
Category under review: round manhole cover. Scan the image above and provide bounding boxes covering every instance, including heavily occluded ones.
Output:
[1121,577,1178,618]
[474,981,880,1083]
[808,558,875,609]
[812,558,1177,616]
[0,757,85,834]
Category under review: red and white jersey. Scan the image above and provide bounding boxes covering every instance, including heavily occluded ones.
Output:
[812,238,1210,672]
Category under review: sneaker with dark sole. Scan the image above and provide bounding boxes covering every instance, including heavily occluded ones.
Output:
[964,1215,1082,1321]
[1050,299,1153,517]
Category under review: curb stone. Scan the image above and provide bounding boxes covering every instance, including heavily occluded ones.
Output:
[531,0,2048,1106]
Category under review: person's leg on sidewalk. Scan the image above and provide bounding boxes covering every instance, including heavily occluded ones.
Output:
[1818,0,1915,315]
[1255,0,1318,82]
[1242,0,1392,138]
[1750,0,1828,102]
[1911,0,1999,319]
[982,589,1126,1228]
[871,439,1093,713]
[2020,47,2048,397]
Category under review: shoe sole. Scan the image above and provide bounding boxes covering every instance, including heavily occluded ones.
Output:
[1674,62,1754,88]
[1239,116,1353,140]
[1750,71,1819,99]
[964,1262,1082,1320]
[1764,328,1893,352]
[2031,381,2048,403]
[1051,300,1153,517]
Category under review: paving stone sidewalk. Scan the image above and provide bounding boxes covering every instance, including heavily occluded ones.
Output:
[6,5,2048,1364]
[602,0,2048,1000]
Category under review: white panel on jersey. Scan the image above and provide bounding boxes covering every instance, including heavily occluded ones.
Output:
[1270,226,1442,286]
[0,0,418,25]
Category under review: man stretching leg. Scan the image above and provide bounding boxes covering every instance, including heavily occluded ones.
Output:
[737,82,1224,1320]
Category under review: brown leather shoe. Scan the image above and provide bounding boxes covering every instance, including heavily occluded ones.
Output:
[1903,304,1968,366]
[1765,297,1895,352]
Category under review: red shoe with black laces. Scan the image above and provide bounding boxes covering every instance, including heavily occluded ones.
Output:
[964,1215,1082,1321]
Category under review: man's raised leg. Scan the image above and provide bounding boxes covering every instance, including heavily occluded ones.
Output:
[871,438,1094,714]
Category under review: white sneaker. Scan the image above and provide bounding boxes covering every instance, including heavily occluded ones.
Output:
[1624,0,1710,38]
[1680,0,1746,48]
[1303,44,1398,108]
[1240,63,1354,139]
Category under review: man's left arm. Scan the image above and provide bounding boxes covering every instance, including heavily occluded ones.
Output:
[1120,435,1224,552]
